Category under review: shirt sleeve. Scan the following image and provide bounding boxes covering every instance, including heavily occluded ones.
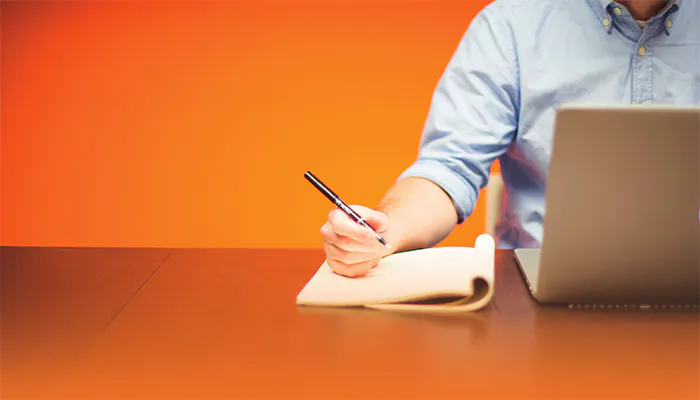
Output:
[398,3,520,224]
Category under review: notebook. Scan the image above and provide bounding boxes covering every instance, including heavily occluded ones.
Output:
[296,234,495,313]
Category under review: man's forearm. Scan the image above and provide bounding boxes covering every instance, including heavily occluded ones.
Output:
[376,177,459,253]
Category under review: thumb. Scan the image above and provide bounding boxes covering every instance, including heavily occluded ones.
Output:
[352,205,390,234]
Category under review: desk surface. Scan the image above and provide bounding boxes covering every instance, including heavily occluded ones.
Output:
[2,248,698,399]
[1,247,171,395]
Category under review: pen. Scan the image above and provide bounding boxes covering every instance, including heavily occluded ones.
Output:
[304,171,388,247]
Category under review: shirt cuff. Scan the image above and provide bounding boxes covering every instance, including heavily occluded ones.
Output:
[397,159,478,224]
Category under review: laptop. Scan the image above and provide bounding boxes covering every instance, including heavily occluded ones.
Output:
[514,105,699,307]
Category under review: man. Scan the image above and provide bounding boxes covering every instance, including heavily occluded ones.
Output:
[320,0,699,277]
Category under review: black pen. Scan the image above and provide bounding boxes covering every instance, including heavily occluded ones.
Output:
[304,171,388,247]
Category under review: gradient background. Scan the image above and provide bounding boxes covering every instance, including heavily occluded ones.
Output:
[2,0,499,249]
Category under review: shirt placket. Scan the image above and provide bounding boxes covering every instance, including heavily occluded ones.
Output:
[623,2,677,104]
[632,29,653,104]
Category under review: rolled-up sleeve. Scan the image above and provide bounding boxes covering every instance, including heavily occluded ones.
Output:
[398,3,520,223]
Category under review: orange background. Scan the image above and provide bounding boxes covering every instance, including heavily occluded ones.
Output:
[1,0,498,249]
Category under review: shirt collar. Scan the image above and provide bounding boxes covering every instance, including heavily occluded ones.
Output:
[588,0,681,35]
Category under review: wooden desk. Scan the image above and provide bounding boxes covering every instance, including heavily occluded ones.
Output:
[2,248,698,399]
[1,247,171,396]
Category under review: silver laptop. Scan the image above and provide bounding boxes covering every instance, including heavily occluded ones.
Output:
[514,105,699,307]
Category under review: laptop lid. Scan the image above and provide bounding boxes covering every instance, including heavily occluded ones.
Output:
[533,105,699,306]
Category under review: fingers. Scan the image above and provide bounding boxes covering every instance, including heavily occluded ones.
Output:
[328,209,377,244]
[323,240,377,265]
[320,221,380,252]
[320,205,392,278]
[327,254,382,278]
[360,208,390,233]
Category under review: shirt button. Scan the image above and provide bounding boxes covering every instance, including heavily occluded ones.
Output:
[638,46,647,56]
[666,19,673,28]
[603,17,611,26]
[613,7,622,15]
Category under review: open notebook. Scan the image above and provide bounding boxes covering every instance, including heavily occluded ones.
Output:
[296,234,495,313]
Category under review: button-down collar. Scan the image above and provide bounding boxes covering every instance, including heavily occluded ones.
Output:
[587,0,680,35]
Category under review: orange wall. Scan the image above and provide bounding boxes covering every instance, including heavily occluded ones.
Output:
[1,0,497,248]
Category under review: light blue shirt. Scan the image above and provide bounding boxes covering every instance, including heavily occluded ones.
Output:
[398,0,699,249]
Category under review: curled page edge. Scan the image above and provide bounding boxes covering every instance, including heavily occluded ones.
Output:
[367,234,496,313]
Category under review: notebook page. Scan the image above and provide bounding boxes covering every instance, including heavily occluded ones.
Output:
[296,234,495,306]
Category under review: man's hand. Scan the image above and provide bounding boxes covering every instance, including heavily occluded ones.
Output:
[320,205,393,277]
[319,177,459,277]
